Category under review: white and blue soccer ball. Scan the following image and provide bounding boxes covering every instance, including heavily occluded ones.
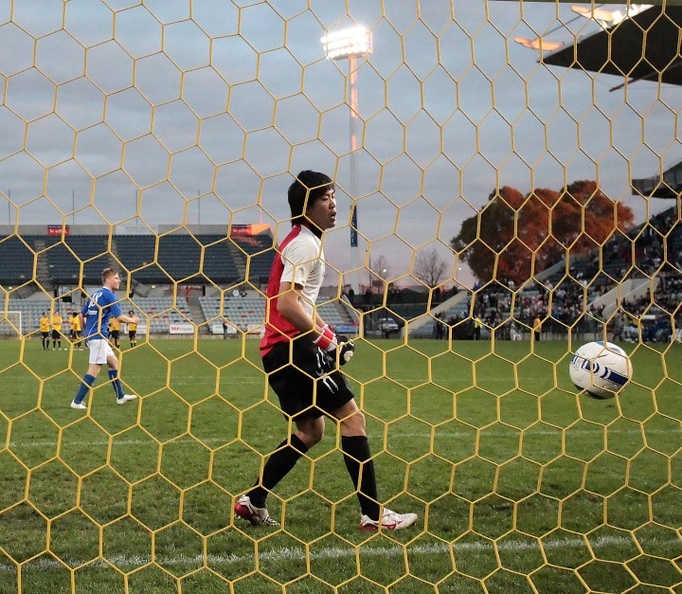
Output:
[569,341,633,399]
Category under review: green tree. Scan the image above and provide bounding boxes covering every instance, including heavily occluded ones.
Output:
[451,181,634,285]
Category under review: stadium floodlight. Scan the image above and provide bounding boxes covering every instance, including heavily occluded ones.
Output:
[322,26,373,294]
[571,4,653,26]
[321,26,372,60]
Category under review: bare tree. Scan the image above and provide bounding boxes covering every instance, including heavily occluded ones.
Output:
[413,248,449,288]
[370,254,390,290]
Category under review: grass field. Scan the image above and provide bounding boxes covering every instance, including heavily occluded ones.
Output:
[0,336,680,593]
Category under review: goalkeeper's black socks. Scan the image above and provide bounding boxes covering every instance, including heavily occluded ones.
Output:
[248,434,381,521]
[248,434,308,508]
[342,435,380,521]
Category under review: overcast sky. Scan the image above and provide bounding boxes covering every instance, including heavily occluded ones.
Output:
[0,0,678,288]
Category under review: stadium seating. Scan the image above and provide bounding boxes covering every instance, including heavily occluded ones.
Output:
[0,299,79,338]
[114,235,170,285]
[0,230,273,289]
[0,299,42,337]
[0,295,197,337]
[1,215,678,343]
[199,293,356,333]
[230,234,276,285]
[41,235,112,286]
[0,236,35,285]
[201,235,241,284]
[118,296,193,334]
[115,234,243,285]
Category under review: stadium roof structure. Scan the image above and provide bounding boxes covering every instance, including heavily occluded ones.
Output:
[540,4,682,89]
[498,1,681,5]
[631,159,682,198]
[501,2,682,200]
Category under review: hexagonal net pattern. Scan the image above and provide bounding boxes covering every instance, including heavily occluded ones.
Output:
[0,2,681,593]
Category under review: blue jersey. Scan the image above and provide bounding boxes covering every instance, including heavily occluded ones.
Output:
[81,286,122,341]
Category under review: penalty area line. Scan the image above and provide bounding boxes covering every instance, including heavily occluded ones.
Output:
[6,426,672,449]
[0,534,678,572]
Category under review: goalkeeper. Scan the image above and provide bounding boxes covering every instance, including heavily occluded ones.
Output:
[234,170,417,531]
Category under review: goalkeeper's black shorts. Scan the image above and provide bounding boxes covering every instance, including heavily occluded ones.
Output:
[262,337,354,421]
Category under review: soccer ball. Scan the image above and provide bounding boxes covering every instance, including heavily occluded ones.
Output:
[569,341,632,399]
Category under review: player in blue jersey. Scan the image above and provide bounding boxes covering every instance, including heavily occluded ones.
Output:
[70,268,140,410]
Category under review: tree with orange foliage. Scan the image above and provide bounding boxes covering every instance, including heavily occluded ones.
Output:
[451,181,634,285]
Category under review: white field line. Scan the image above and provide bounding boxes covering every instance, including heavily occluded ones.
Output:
[0,534,679,572]
[5,426,676,449]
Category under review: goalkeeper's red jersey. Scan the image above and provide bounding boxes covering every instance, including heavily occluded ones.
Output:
[260,224,326,357]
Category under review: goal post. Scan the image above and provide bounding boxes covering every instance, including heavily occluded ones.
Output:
[0,311,22,338]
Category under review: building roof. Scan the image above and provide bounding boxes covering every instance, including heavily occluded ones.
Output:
[631,160,682,198]
[541,5,682,89]
[528,4,681,199]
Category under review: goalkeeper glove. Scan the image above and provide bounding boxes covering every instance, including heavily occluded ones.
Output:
[313,326,355,367]
[337,335,355,365]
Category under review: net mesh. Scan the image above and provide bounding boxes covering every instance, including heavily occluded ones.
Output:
[0,2,680,593]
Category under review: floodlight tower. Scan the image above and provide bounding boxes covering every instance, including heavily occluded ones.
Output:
[322,26,373,295]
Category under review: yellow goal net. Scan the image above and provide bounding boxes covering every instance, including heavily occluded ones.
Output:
[0,1,680,593]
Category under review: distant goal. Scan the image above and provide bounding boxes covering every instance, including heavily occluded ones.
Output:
[0,311,22,338]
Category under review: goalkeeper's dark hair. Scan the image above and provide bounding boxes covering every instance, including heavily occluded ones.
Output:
[288,170,333,225]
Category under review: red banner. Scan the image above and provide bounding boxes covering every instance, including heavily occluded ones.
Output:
[47,225,69,236]
[230,223,270,237]
[230,224,252,236]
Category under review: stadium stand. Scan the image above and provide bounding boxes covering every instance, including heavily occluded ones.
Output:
[0,236,35,285]
[317,297,357,330]
[230,233,276,285]
[0,299,43,337]
[199,293,356,333]
[114,234,245,285]
[202,235,242,284]
[114,235,170,285]
[0,234,111,288]
[118,296,193,334]
[1,229,274,288]
[41,235,112,286]
[1,210,678,343]
[0,295,196,338]
[410,205,681,341]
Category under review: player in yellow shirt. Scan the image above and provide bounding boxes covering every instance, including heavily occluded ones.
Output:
[39,312,50,350]
[127,310,138,348]
[70,311,83,350]
[51,310,64,350]
[109,316,121,348]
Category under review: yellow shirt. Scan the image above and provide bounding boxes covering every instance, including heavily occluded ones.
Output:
[71,316,81,332]
[109,317,120,332]
[51,315,62,332]
[40,316,50,333]
[128,321,137,332]
[533,317,542,332]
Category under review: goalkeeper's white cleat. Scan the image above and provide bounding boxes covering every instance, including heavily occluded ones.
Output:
[234,495,280,527]
[360,508,418,531]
